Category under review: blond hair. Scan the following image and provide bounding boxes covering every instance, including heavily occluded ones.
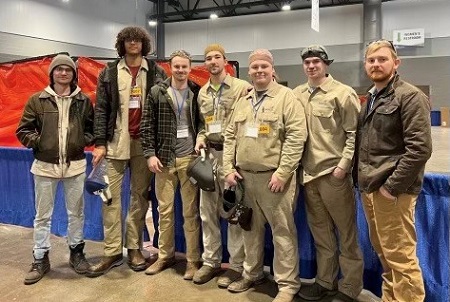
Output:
[365,40,398,60]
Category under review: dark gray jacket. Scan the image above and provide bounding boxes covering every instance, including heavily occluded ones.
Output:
[356,73,432,196]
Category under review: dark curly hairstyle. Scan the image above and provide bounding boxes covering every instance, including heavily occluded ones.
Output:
[115,26,153,57]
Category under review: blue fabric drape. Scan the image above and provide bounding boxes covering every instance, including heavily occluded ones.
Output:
[1,147,448,301]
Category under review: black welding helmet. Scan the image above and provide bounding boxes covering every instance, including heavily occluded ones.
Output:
[219,180,252,231]
[187,149,215,192]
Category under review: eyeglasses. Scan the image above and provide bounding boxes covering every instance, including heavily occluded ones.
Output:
[54,66,73,73]
[366,39,397,54]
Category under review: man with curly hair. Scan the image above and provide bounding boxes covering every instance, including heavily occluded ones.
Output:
[87,26,166,277]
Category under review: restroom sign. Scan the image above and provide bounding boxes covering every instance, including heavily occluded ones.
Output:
[393,28,425,46]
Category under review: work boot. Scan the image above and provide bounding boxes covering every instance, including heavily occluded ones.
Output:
[86,254,123,278]
[183,261,201,280]
[298,282,336,301]
[192,265,222,284]
[24,251,50,285]
[69,242,90,274]
[227,276,266,293]
[145,257,176,275]
[217,268,242,288]
[273,291,295,302]
[127,249,148,271]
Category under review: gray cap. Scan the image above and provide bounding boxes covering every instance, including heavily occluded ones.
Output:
[300,44,334,65]
[48,54,77,76]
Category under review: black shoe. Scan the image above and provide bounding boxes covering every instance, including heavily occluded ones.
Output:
[24,251,50,285]
[86,254,123,277]
[330,291,357,302]
[69,242,90,274]
[298,282,336,301]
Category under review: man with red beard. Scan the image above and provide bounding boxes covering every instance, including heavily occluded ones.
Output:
[294,45,363,302]
[193,44,251,287]
[356,40,432,302]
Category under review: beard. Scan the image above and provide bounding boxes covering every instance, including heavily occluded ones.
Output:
[208,66,223,76]
[367,68,394,83]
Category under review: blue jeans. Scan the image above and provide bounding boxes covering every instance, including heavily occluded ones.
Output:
[33,173,85,259]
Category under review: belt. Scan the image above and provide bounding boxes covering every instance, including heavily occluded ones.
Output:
[239,168,276,174]
[207,141,223,151]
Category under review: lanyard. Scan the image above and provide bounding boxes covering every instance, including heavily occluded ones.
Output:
[250,91,267,120]
[171,87,188,121]
[211,83,224,116]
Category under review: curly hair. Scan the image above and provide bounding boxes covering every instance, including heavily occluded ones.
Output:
[115,26,153,57]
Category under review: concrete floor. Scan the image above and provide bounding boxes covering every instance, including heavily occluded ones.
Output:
[425,127,450,175]
[0,223,380,302]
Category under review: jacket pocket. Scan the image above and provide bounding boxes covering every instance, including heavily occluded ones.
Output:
[200,101,214,117]
[259,112,279,137]
[233,113,247,137]
[374,104,399,133]
[311,104,335,133]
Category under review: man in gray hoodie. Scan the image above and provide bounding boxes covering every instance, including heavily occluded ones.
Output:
[16,54,94,285]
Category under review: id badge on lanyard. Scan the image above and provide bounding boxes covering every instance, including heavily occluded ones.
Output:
[129,86,142,109]
[177,125,189,138]
[245,121,259,138]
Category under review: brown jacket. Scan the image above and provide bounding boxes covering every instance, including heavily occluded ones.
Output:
[356,73,432,196]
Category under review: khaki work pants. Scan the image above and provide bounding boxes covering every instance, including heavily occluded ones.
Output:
[304,174,363,299]
[103,139,152,256]
[240,170,300,295]
[200,149,245,271]
[362,191,425,302]
[155,155,201,262]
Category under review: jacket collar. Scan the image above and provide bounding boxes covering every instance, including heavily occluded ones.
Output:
[117,57,149,72]
[299,74,334,94]
[243,80,280,104]
[39,86,86,101]
[206,74,232,92]
[367,72,399,99]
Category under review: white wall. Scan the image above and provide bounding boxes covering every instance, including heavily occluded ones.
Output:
[165,5,363,57]
[382,0,450,39]
[165,0,450,66]
[0,0,152,59]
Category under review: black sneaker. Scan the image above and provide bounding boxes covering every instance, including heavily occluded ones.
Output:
[298,282,336,301]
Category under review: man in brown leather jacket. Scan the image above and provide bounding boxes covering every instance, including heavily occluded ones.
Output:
[356,40,432,302]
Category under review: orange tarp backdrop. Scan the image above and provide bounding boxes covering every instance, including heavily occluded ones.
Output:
[0,55,236,147]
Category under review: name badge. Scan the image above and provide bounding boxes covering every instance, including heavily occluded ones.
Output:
[129,86,142,109]
[245,124,259,138]
[208,121,222,134]
[205,115,215,124]
[177,126,189,138]
[259,124,270,134]
[129,99,140,109]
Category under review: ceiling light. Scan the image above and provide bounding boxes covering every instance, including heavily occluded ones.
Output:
[209,13,218,20]
[148,20,158,27]
[282,4,291,11]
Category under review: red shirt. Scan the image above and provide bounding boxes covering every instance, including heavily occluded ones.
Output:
[128,65,142,139]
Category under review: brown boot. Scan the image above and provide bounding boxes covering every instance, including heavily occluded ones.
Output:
[183,261,201,280]
[24,251,50,285]
[145,257,176,275]
[192,265,222,284]
[86,254,123,278]
[127,249,148,271]
[69,242,90,274]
